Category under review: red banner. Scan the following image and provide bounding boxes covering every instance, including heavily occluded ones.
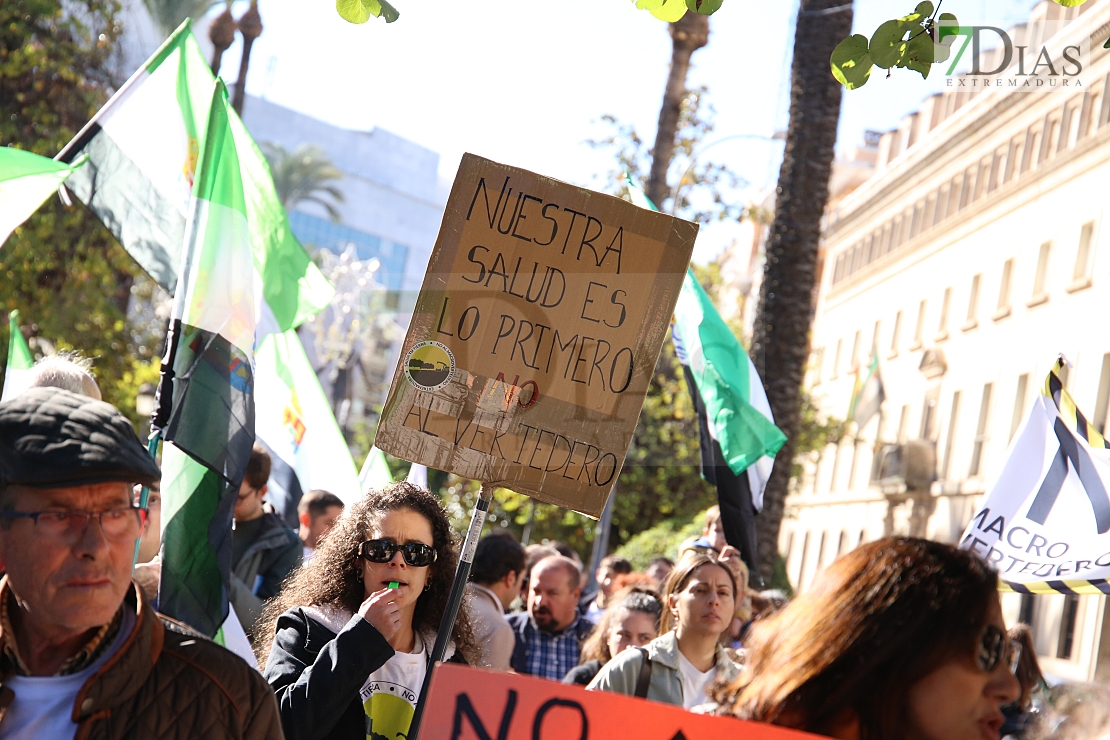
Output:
[420,663,827,739]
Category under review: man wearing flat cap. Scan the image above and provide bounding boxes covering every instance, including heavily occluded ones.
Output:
[0,388,282,739]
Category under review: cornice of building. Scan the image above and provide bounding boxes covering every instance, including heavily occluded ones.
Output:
[824,119,1110,308]
[825,6,1110,244]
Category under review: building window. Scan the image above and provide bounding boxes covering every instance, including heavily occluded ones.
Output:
[1044,113,1063,162]
[942,391,962,479]
[990,146,1008,192]
[890,310,902,358]
[816,531,828,570]
[965,274,981,329]
[959,167,976,210]
[936,287,952,340]
[912,300,927,349]
[812,347,825,386]
[996,258,1014,318]
[1086,82,1104,138]
[948,174,962,215]
[1070,221,1096,291]
[969,383,993,477]
[925,194,937,230]
[897,404,911,443]
[922,388,940,441]
[1057,594,1080,660]
[935,184,950,224]
[871,320,881,355]
[832,338,843,380]
[850,330,862,371]
[798,531,811,585]
[1030,241,1052,305]
[1065,96,1084,149]
[836,531,847,558]
[1024,126,1042,173]
[974,157,991,201]
[1094,354,1110,435]
[1011,373,1029,441]
[1006,135,1024,184]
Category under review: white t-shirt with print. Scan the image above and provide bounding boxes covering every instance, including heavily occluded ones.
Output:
[360,632,427,740]
[676,650,715,711]
[0,607,136,740]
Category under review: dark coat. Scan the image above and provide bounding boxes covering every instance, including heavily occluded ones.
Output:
[263,607,464,740]
[562,659,602,686]
[505,612,594,676]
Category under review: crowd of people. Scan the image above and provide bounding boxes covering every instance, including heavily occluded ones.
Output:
[2,354,1110,739]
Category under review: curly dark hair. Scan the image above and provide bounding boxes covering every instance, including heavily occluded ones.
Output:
[255,481,476,663]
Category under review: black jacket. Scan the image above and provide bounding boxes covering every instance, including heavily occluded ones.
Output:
[262,607,463,740]
[505,612,594,676]
[562,659,602,686]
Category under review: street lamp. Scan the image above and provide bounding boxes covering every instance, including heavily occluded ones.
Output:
[669,130,787,215]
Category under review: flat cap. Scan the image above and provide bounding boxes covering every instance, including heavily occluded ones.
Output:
[0,387,160,489]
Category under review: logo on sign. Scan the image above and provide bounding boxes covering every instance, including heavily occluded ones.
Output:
[404,341,455,392]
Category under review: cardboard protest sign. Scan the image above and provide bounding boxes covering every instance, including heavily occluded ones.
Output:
[375,154,698,517]
[421,663,826,740]
[960,360,1110,594]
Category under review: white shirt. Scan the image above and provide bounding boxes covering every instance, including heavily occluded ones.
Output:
[359,632,427,739]
[302,546,316,563]
[0,607,136,740]
[676,650,715,710]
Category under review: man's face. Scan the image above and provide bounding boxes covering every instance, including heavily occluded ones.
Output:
[304,505,343,549]
[235,480,265,522]
[0,483,138,638]
[528,561,581,633]
[706,520,727,553]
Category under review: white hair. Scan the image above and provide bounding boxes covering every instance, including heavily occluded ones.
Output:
[27,353,101,399]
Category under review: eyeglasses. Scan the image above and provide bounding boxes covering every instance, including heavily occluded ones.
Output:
[977,624,1022,675]
[358,539,437,567]
[0,507,147,542]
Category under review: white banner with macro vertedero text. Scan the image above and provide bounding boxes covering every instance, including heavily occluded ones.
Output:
[961,377,1110,595]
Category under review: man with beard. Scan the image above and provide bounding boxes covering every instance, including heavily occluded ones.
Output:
[506,555,594,681]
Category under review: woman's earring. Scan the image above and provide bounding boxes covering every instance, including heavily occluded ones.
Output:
[424,583,431,592]
[356,570,363,582]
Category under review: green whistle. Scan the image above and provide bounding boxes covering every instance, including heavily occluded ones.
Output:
[389,581,399,589]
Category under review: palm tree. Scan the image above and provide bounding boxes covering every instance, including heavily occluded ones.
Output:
[142,0,223,39]
[208,2,236,76]
[231,0,262,114]
[749,0,854,583]
[262,142,346,222]
[645,12,710,209]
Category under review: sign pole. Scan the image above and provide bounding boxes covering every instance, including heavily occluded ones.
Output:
[409,483,492,740]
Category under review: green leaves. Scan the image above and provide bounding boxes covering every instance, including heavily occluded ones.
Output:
[831,34,872,90]
[686,0,723,14]
[633,0,689,22]
[830,2,959,90]
[336,0,398,24]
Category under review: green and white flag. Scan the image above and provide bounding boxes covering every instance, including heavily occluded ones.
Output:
[1,311,34,402]
[849,348,885,428]
[0,148,83,248]
[672,272,787,510]
[255,328,361,521]
[56,20,332,331]
[158,80,259,637]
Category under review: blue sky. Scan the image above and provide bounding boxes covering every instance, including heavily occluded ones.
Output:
[223,0,1042,261]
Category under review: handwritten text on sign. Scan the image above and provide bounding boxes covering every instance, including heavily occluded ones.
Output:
[375,154,697,516]
[421,663,827,740]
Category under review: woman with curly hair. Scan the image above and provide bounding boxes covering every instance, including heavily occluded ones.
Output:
[257,482,475,740]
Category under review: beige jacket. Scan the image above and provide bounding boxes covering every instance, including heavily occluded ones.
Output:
[587,630,740,708]
[0,580,283,740]
[465,582,515,670]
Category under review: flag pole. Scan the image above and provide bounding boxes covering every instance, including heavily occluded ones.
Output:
[408,483,492,740]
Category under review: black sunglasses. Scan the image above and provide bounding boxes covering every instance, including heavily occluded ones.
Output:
[358,539,437,567]
[977,624,1021,674]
